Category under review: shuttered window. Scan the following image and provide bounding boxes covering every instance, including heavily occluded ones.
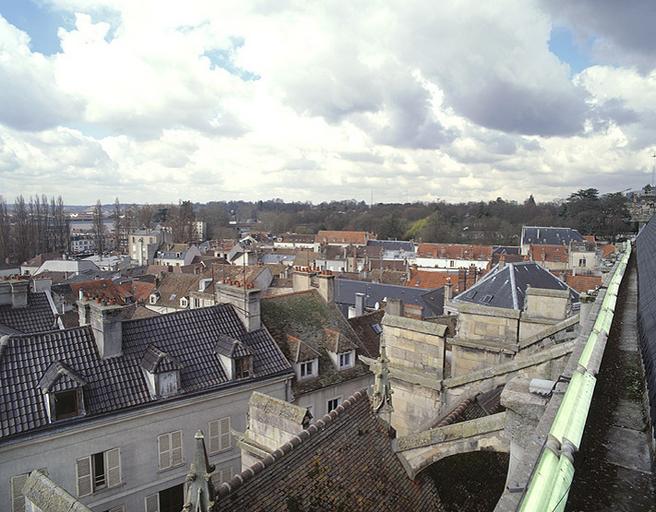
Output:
[76,456,93,497]
[76,449,121,497]
[158,431,183,470]
[145,494,159,512]
[208,417,231,454]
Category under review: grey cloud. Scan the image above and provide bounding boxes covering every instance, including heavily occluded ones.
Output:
[338,151,385,164]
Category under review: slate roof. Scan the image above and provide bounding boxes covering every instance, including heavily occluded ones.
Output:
[215,390,442,512]
[261,289,373,396]
[0,291,59,334]
[140,345,184,373]
[334,278,444,318]
[215,334,253,358]
[0,304,292,441]
[366,239,415,252]
[347,309,384,357]
[37,361,87,393]
[452,262,579,310]
[521,226,584,247]
[150,272,204,309]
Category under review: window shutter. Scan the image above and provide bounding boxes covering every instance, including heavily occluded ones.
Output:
[158,434,170,469]
[76,456,93,497]
[11,474,28,512]
[106,448,121,488]
[171,431,183,466]
[145,494,160,512]
[220,417,231,450]
[208,420,219,453]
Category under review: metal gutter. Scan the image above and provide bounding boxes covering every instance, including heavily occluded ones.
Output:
[517,242,632,512]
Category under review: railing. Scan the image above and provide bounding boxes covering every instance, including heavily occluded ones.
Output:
[518,242,631,512]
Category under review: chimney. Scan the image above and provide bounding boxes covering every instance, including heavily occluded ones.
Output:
[216,283,261,332]
[444,277,453,303]
[0,280,29,308]
[498,254,506,270]
[292,267,315,292]
[355,292,365,317]
[88,300,124,358]
[317,271,335,303]
[386,298,404,317]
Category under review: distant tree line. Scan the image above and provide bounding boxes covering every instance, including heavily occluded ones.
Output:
[0,188,634,265]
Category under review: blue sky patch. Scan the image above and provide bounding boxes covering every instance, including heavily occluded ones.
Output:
[204,37,260,81]
[0,0,72,55]
[548,25,595,74]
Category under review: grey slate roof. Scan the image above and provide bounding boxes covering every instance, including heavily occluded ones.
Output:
[521,226,584,247]
[215,334,253,358]
[334,278,444,318]
[0,292,58,334]
[140,345,184,373]
[453,262,579,310]
[37,361,87,393]
[366,239,415,252]
[0,304,292,441]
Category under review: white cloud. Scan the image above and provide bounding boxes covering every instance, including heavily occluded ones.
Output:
[0,0,655,204]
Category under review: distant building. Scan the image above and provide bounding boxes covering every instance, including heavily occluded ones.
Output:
[520,226,584,255]
[192,220,207,243]
[0,278,62,334]
[273,233,317,250]
[413,243,492,270]
[527,244,569,272]
[315,230,375,247]
[153,243,201,268]
[128,228,171,266]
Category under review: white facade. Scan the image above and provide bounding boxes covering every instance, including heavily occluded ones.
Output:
[153,246,201,268]
[1,377,290,512]
[292,374,372,419]
[410,256,489,270]
[129,231,164,266]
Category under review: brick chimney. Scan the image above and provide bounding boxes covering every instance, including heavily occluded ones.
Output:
[216,283,262,332]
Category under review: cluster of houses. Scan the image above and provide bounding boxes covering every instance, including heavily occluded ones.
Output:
[0,225,621,512]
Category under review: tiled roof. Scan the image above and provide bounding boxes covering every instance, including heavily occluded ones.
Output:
[334,278,444,319]
[211,264,269,287]
[37,361,87,393]
[0,304,292,440]
[417,243,493,261]
[151,272,204,309]
[286,335,321,363]
[366,239,415,252]
[261,290,373,396]
[528,244,569,263]
[600,244,616,258]
[140,345,184,373]
[347,310,384,357]
[565,273,602,293]
[0,292,59,334]
[316,230,372,245]
[215,334,253,358]
[453,262,579,310]
[323,327,359,353]
[70,279,134,305]
[215,390,442,511]
[521,226,583,247]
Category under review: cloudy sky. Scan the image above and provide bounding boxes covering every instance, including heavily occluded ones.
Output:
[0,0,655,204]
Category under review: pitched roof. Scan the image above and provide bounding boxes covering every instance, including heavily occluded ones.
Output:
[215,390,441,511]
[0,291,59,334]
[0,304,292,441]
[151,272,204,309]
[347,309,384,357]
[453,262,579,310]
[316,230,372,245]
[261,289,372,396]
[37,361,87,393]
[366,239,415,252]
[140,344,184,373]
[521,226,584,247]
[323,327,359,353]
[565,273,603,293]
[334,278,444,318]
[600,244,617,258]
[286,335,321,363]
[528,244,569,263]
[70,279,134,305]
[215,334,253,358]
[417,243,493,261]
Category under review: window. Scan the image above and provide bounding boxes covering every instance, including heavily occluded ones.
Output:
[53,390,80,420]
[299,361,314,378]
[218,467,234,484]
[146,484,183,512]
[179,297,188,308]
[327,397,341,412]
[76,448,121,497]
[578,258,587,267]
[371,323,383,335]
[158,431,183,470]
[208,418,231,454]
[339,352,351,368]
[449,260,455,267]
[235,356,252,379]
[482,294,494,304]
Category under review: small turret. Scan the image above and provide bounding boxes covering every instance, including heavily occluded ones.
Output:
[182,431,217,512]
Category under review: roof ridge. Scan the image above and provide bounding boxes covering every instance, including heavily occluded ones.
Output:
[122,302,232,324]
[216,389,369,499]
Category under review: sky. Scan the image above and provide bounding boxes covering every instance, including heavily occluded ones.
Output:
[0,0,655,205]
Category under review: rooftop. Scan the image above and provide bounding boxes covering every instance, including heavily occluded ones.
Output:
[0,291,59,334]
[521,226,584,247]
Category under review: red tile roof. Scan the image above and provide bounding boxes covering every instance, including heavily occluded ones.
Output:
[316,230,374,245]
[528,244,569,263]
[70,280,133,305]
[600,244,616,258]
[565,273,602,293]
[417,243,493,261]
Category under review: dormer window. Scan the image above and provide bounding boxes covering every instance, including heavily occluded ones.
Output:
[323,328,359,371]
[149,292,160,304]
[180,297,188,308]
[38,361,87,422]
[215,334,254,380]
[339,352,352,368]
[140,345,184,398]
[300,361,314,378]
[286,335,321,381]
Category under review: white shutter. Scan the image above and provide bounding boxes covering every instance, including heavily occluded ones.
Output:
[10,474,28,512]
[219,417,231,451]
[208,420,220,453]
[171,431,183,466]
[145,494,160,512]
[105,448,121,488]
[158,433,170,469]
[76,456,93,497]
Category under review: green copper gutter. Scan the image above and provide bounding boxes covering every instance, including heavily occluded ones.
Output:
[518,242,632,512]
